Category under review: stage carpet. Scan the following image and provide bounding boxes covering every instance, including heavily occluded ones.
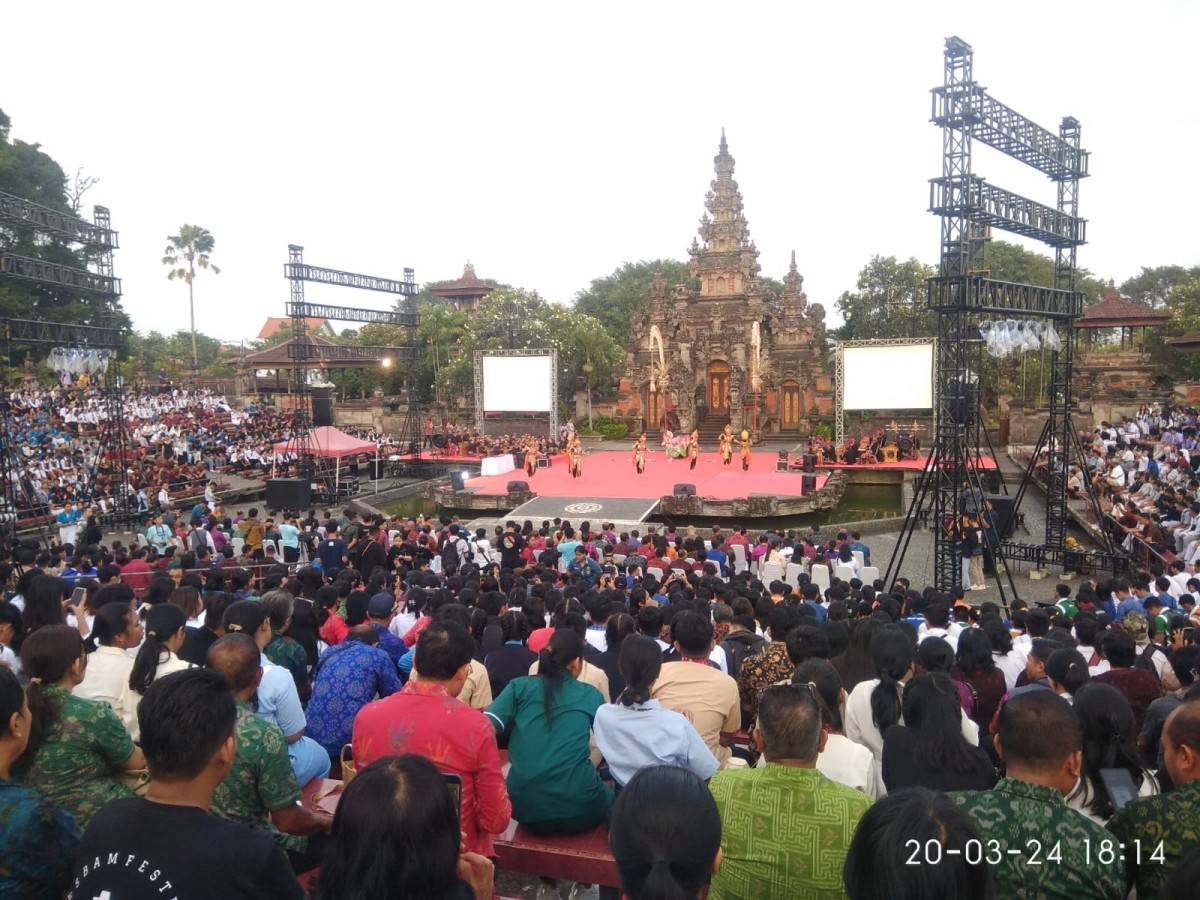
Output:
[462,451,827,500]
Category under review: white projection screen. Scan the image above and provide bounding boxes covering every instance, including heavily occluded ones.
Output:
[481,355,554,413]
[842,344,934,411]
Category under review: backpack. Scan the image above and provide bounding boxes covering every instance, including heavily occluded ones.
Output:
[440,536,462,575]
[1134,642,1162,677]
[720,632,768,679]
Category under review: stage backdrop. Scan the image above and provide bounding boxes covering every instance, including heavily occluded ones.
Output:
[842,343,934,411]
[480,354,554,413]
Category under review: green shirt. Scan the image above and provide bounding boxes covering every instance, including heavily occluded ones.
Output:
[708,763,869,900]
[485,674,610,826]
[951,777,1126,900]
[211,702,305,851]
[1054,598,1079,619]
[15,684,134,827]
[1108,777,1200,899]
[264,632,309,692]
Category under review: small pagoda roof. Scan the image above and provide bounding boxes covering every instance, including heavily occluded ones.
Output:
[1166,334,1200,350]
[242,334,382,368]
[257,316,332,340]
[1077,284,1172,329]
[428,262,497,299]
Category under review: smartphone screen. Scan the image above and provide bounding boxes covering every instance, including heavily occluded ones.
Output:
[70,586,86,606]
[1099,767,1138,810]
[443,773,463,824]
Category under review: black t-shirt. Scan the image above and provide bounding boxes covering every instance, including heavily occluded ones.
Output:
[497,531,526,569]
[71,797,302,900]
[178,626,220,667]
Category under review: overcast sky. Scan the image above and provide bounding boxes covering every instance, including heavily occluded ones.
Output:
[3,1,1197,343]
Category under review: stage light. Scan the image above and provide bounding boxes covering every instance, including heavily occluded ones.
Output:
[461,471,470,479]
[381,357,393,368]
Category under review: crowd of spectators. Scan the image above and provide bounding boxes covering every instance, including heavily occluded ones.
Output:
[2,385,301,520]
[5,504,1200,898]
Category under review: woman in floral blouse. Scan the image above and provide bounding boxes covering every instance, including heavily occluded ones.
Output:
[0,665,81,899]
[14,625,146,826]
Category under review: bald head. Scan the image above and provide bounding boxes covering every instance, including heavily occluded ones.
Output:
[346,624,379,645]
[206,633,260,692]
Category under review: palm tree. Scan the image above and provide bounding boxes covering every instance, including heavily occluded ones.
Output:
[162,225,220,370]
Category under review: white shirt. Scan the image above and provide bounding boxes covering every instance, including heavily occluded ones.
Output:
[993,650,1027,691]
[74,645,140,739]
[844,677,979,762]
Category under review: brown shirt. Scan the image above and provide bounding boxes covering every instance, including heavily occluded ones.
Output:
[653,661,740,766]
[737,643,795,728]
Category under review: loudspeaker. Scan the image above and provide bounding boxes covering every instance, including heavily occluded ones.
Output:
[512,450,526,468]
[369,460,385,480]
[266,478,311,511]
[507,480,530,493]
[802,453,817,473]
[673,483,697,497]
[986,493,1017,539]
[776,460,790,472]
[312,386,334,427]
[801,474,817,494]
[431,433,448,449]
[450,471,468,491]
[537,456,550,469]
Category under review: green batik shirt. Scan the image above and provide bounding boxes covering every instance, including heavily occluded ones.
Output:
[14,684,134,827]
[264,632,309,693]
[1108,777,1200,899]
[708,763,870,900]
[951,777,1126,900]
[211,701,305,852]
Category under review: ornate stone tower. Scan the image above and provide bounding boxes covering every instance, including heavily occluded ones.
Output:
[616,133,833,439]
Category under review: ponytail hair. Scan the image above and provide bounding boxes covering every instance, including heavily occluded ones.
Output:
[869,626,914,733]
[86,603,135,654]
[537,628,584,725]
[609,765,721,900]
[130,603,187,694]
[617,635,663,707]
[15,625,84,775]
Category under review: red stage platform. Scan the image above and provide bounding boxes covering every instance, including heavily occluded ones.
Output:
[462,451,826,500]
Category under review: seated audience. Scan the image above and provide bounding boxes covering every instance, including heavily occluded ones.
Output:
[73,601,141,737]
[1109,701,1200,898]
[882,672,996,793]
[69,668,302,899]
[609,765,722,900]
[710,682,870,899]
[14,624,145,826]
[312,754,494,900]
[307,625,402,757]
[950,691,1125,899]
[353,622,510,858]
[594,634,718,787]
[1066,682,1158,825]
[843,787,994,900]
[0,665,81,899]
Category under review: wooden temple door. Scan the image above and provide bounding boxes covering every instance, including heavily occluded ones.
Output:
[646,387,663,430]
[707,360,730,416]
[781,380,801,430]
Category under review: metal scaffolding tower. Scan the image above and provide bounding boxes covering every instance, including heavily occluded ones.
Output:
[886,36,1121,598]
[283,246,420,488]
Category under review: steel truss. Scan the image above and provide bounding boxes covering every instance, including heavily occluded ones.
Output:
[833,338,937,447]
[473,349,559,440]
[283,246,421,481]
[0,197,131,551]
[887,37,1103,600]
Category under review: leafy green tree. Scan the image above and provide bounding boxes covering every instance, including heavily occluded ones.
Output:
[416,297,468,403]
[980,240,1107,305]
[1146,278,1200,380]
[162,225,221,369]
[573,260,697,347]
[1120,265,1200,309]
[0,109,129,332]
[833,255,938,340]
[567,317,625,429]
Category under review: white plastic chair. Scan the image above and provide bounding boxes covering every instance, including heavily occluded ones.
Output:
[834,564,856,583]
[647,566,667,582]
[852,550,865,569]
[810,564,831,592]
[611,553,626,567]
[232,537,245,557]
[786,562,804,584]
[761,561,783,584]
[860,565,881,584]
[136,533,149,549]
[731,544,749,574]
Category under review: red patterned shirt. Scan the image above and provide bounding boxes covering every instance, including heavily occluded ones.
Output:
[352,681,511,856]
